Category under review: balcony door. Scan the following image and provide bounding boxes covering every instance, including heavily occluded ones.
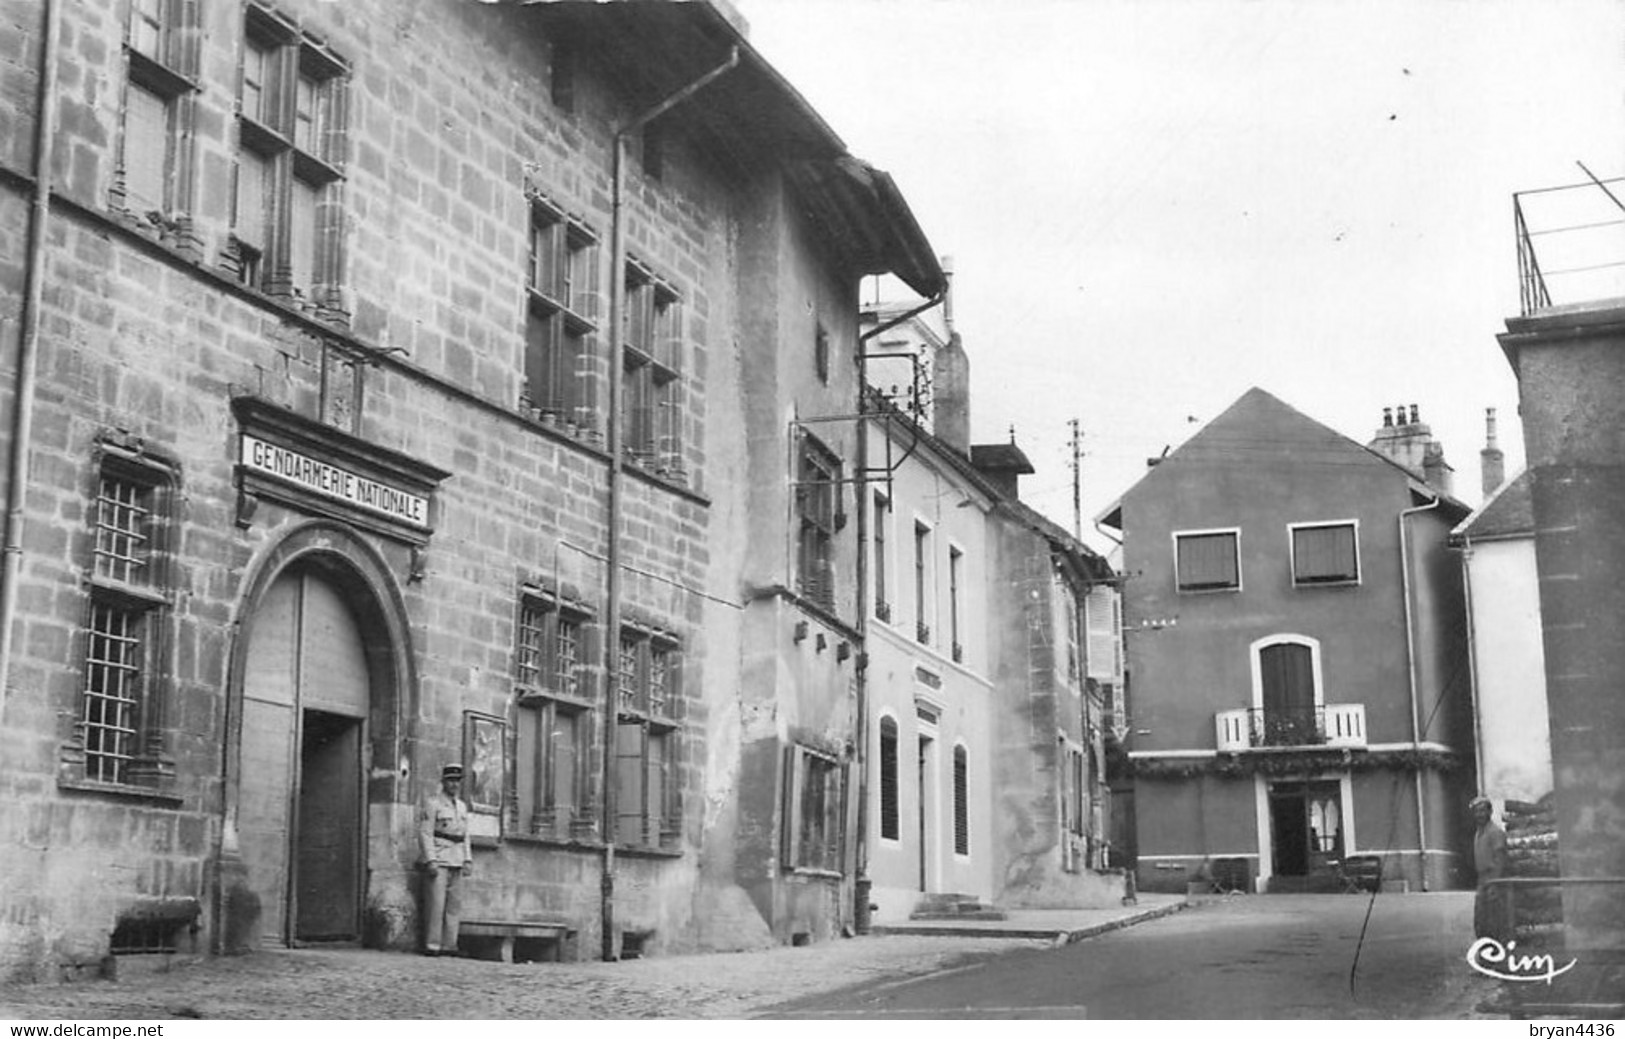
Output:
[1259,641,1317,745]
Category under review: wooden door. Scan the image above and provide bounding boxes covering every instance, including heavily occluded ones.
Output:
[238,567,370,946]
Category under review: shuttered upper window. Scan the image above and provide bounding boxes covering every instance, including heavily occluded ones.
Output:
[878,716,899,841]
[952,744,969,856]
[1291,521,1360,586]
[1174,529,1240,592]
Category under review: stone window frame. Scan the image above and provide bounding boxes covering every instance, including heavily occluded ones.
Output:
[522,192,600,429]
[621,257,683,471]
[794,431,843,612]
[783,743,846,876]
[113,0,203,250]
[229,2,350,321]
[612,625,681,851]
[513,588,597,841]
[61,441,180,798]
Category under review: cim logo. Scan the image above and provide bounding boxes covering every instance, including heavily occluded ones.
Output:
[1466,937,1578,984]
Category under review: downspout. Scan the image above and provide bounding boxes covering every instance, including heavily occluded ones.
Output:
[0,0,62,719]
[1399,492,1442,891]
[852,291,943,927]
[599,46,738,962]
[1460,535,1485,789]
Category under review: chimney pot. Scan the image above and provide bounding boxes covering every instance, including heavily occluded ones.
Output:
[1410,404,1420,424]
[1382,407,1393,428]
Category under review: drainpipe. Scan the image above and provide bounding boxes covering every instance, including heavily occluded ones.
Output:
[0,0,62,720]
[1459,535,1485,790]
[599,47,739,963]
[1398,492,1442,891]
[852,291,943,928]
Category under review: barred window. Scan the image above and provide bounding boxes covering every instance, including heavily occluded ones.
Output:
[82,603,145,784]
[75,453,174,790]
[613,627,679,849]
[514,593,593,840]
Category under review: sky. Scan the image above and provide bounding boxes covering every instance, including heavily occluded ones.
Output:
[735,0,1625,549]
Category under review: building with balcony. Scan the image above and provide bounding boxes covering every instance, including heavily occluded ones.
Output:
[1098,388,1474,894]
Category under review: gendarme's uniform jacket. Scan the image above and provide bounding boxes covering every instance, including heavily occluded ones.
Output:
[419,789,472,869]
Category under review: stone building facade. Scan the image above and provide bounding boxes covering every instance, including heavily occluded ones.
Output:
[0,0,940,980]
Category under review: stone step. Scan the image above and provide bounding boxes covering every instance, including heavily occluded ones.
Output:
[909,908,1009,921]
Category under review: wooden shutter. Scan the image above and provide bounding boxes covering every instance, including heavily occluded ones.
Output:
[879,717,899,840]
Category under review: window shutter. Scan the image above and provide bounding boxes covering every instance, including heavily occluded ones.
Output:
[124,86,169,215]
[953,746,969,855]
[1293,524,1357,583]
[879,718,899,840]
[289,177,320,294]
[1176,532,1238,589]
[1085,586,1120,682]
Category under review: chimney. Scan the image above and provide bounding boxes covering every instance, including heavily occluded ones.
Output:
[1480,407,1505,498]
[933,331,971,454]
[1369,401,1452,492]
[929,256,970,454]
[1423,441,1454,496]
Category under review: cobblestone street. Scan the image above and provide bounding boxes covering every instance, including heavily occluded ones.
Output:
[0,932,1054,1020]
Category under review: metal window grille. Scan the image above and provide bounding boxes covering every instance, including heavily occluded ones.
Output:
[555,616,580,697]
[618,636,640,713]
[83,602,143,784]
[648,646,669,717]
[516,602,545,689]
[94,477,152,585]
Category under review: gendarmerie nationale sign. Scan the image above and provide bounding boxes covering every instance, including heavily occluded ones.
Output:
[241,434,430,529]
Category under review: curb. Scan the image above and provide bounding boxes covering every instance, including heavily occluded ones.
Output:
[1055,899,1189,945]
[868,898,1190,942]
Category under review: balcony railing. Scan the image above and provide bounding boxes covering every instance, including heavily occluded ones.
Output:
[1215,704,1366,751]
[1514,171,1625,316]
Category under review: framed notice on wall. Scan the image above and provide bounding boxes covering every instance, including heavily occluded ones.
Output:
[462,711,506,841]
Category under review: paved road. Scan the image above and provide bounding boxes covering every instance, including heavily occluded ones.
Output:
[764,892,1499,1019]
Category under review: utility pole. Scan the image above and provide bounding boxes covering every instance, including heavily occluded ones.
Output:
[1069,418,1084,540]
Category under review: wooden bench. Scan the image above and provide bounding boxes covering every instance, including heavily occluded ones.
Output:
[457,920,575,963]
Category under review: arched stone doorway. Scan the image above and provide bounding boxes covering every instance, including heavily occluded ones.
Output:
[220,522,416,951]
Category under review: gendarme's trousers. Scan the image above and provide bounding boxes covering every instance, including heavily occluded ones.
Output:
[423,865,464,952]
